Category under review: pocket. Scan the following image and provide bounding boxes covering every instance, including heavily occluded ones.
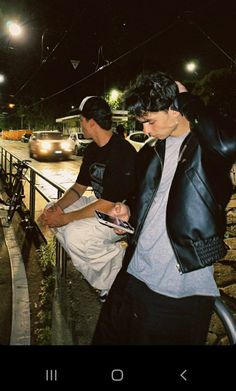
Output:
[192,236,227,268]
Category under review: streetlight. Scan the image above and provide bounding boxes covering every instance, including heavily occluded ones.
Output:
[185,61,199,76]
[110,89,120,102]
[6,21,23,38]
[0,74,5,83]
[186,62,196,73]
[107,88,122,109]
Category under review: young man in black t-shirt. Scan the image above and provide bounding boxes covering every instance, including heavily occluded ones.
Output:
[40,96,136,299]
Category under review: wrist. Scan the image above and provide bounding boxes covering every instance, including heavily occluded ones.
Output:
[55,201,63,211]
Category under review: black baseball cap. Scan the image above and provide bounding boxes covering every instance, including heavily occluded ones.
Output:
[78,96,112,120]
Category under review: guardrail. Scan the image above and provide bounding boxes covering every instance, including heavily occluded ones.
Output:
[0,146,68,276]
[214,297,236,345]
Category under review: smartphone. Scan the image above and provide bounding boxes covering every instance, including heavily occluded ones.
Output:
[95,210,135,234]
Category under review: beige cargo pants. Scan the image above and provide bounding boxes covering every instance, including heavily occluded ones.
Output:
[52,195,126,290]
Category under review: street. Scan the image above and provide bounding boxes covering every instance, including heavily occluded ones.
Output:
[0,139,83,189]
[0,139,88,239]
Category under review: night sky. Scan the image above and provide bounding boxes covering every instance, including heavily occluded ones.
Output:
[0,0,235,115]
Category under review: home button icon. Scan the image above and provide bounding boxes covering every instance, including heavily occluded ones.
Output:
[111,369,124,382]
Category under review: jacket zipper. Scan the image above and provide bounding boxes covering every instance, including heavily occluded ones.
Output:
[167,135,192,274]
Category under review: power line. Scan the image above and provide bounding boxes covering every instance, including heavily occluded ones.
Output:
[12,4,88,99]
[187,19,236,66]
[13,29,69,98]
[29,19,180,108]
[10,14,236,112]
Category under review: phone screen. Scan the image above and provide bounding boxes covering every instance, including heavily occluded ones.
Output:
[95,210,134,233]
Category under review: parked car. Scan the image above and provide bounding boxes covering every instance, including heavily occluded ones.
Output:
[69,132,92,156]
[230,163,236,187]
[125,131,154,151]
[21,133,31,143]
[29,131,74,160]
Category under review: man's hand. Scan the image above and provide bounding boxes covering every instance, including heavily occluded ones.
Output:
[175,81,188,93]
[109,202,130,220]
[108,202,131,235]
[38,204,66,227]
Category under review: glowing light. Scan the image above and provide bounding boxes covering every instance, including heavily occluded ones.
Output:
[185,62,197,73]
[109,89,120,102]
[6,21,23,37]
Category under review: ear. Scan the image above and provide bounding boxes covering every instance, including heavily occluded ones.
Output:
[168,107,181,118]
[88,118,96,127]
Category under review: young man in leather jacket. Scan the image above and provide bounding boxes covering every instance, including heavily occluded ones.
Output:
[92,71,236,345]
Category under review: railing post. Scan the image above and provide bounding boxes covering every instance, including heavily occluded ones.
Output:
[56,240,67,278]
[9,154,13,185]
[0,147,69,280]
[56,188,67,278]
[29,169,36,221]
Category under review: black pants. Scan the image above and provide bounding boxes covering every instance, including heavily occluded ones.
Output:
[92,271,215,345]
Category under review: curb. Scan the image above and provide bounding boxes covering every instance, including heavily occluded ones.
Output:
[1,210,31,345]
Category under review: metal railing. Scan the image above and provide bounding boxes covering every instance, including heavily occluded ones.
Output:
[214,297,236,345]
[0,146,67,276]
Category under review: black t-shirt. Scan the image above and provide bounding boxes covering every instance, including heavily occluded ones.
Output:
[76,133,137,202]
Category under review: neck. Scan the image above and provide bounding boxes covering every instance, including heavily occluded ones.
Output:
[171,116,190,137]
[94,129,113,147]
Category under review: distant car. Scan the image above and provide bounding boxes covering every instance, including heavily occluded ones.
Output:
[125,131,154,151]
[69,132,92,156]
[29,131,74,160]
[21,133,31,143]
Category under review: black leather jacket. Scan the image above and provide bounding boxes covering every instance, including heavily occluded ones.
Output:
[124,93,236,274]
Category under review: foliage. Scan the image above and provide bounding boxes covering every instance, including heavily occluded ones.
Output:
[34,239,56,345]
[193,68,236,118]
[4,97,61,130]
[36,238,56,273]
[16,101,58,130]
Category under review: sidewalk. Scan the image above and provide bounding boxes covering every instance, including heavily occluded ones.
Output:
[0,214,12,344]
[0,208,30,345]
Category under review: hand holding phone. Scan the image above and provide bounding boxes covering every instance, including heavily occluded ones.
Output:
[95,210,134,234]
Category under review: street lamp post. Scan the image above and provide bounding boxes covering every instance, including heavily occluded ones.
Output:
[20,114,25,129]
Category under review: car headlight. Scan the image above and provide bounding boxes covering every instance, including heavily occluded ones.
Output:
[61,141,72,151]
[40,141,52,151]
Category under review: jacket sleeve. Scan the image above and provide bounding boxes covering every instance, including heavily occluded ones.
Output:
[174,92,236,164]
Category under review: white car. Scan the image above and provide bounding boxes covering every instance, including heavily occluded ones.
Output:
[230,163,236,187]
[125,131,154,152]
[69,132,92,156]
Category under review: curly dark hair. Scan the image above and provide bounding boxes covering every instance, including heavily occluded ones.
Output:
[123,72,178,116]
